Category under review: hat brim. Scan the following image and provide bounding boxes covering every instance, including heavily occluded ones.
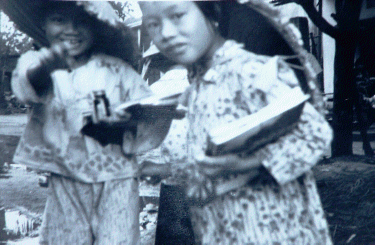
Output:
[0,0,48,46]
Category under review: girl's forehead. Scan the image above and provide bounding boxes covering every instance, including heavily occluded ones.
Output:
[140,1,193,16]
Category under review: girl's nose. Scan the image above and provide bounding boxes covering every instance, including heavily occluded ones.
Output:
[160,20,177,40]
[64,20,80,34]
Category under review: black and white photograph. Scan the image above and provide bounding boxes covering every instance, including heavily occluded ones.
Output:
[0,0,374,244]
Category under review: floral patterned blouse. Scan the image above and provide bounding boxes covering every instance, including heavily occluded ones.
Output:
[11,51,152,183]
[177,40,333,244]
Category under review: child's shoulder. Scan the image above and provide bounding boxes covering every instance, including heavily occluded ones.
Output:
[224,41,293,78]
[218,41,272,77]
[217,41,299,88]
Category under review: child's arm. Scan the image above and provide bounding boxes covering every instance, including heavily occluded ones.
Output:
[198,57,332,185]
[196,152,261,176]
[198,106,331,186]
[252,102,332,185]
[12,43,68,103]
[238,57,332,185]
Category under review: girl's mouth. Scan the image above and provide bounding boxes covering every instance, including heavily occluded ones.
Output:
[166,43,187,55]
[68,40,80,44]
[63,39,83,49]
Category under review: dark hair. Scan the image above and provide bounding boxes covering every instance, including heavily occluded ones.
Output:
[194,1,222,22]
[194,1,229,37]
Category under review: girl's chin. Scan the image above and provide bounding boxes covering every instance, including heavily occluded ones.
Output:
[67,49,92,59]
[173,55,199,66]
[67,49,85,57]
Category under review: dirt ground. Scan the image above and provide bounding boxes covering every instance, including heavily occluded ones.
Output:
[315,156,375,245]
[2,128,375,244]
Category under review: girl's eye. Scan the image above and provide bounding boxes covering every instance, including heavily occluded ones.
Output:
[146,22,159,31]
[53,17,64,23]
[171,12,185,20]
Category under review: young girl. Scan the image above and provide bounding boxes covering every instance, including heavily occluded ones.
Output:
[140,1,333,244]
[4,1,168,244]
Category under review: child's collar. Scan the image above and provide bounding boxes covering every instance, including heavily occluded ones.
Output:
[212,40,245,66]
[188,40,245,84]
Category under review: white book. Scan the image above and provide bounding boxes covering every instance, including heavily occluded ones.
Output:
[114,91,186,120]
[206,87,310,156]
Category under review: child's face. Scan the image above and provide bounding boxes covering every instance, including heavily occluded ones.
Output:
[43,6,94,58]
[141,1,218,66]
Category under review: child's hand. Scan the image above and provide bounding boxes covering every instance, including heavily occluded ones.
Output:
[26,42,70,95]
[35,42,70,72]
[140,161,172,179]
[195,153,261,177]
[114,109,132,121]
[139,161,172,185]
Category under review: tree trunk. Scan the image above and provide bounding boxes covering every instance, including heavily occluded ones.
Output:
[331,35,356,156]
[331,0,363,156]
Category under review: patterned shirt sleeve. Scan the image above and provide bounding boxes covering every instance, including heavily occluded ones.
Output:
[11,50,51,104]
[243,57,333,185]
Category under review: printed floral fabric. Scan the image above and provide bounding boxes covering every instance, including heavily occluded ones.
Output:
[39,175,140,244]
[12,51,152,183]
[178,40,333,244]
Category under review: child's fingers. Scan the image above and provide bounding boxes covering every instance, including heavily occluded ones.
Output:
[37,43,69,70]
[197,153,261,171]
[31,48,57,73]
[200,166,223,176]
[140,175,162,185]
[236,155,261,170]
[50,42,69,68]
[140,162,171,182]
[196,153,240,167]
[172,107,187,119]
[52,41,72,55]
[115,110,132,121]
[51,42,69,57]
[38,47,54,65]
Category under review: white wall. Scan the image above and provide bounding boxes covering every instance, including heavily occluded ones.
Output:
[322,1,336,94]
